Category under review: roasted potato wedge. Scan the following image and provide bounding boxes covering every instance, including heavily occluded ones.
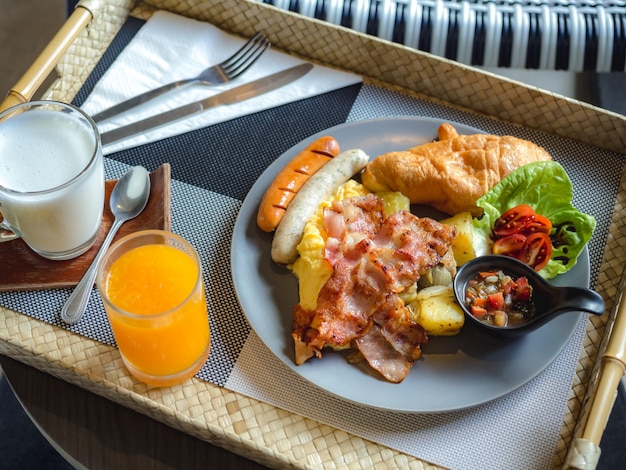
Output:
[440,211,476,266]
[409,286,465,336]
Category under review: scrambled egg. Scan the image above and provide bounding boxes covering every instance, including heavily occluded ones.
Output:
[291,180,370,310]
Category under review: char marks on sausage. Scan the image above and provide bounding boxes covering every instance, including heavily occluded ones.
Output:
[292,195,456,382]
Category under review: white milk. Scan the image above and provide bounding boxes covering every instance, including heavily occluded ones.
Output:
[0,108,104,258]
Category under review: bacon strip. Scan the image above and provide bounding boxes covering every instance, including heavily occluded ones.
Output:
[292,195,456,382]
[323,193,383,267]
[354,294,429,382]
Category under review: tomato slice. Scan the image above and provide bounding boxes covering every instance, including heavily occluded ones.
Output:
[493,204,535,237]
[471,305,487,319]
[520,232,553,271]
[515,276,532,301]
[491,205,555,270]
[478,271,498,278]
[493,233,527,257]
[488,291,505,310]
[472,297,487,308]
[501,276,518,296]
[522,214,552,236]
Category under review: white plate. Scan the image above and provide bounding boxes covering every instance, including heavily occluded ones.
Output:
[231,116,588,413]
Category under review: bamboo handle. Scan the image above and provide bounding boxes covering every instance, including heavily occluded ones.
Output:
[581,289,626,444]
[0,5,93,113]
[565,276,626,469]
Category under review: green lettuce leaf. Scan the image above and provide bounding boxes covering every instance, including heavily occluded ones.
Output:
[473,161,596,279]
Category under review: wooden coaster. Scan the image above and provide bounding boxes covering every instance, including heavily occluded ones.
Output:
[0,163,171,292]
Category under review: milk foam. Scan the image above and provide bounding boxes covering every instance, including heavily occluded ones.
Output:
[0,110,95,192]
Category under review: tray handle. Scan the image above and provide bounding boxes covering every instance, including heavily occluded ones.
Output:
[0,4,93,113]
[564,266,626,469]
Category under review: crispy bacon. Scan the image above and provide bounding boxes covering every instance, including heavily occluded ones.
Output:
[354,294,430,382]
[324,193,383,239]
[353,323,413,383]
[323,194,383,267]
[371,294,427,362]
[293,195,456,382]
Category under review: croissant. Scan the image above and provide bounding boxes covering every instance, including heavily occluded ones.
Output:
[361,123,552,216]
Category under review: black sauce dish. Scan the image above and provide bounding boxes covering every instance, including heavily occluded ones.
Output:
[452,255,605,338]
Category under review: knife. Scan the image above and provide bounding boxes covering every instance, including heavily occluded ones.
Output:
[99,63,314,147]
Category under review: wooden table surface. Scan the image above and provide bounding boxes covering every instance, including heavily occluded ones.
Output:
[0,355,270,469]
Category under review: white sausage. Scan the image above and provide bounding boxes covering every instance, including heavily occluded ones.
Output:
[271,149,370,264]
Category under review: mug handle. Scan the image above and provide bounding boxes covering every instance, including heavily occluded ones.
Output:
[0,219,20,242]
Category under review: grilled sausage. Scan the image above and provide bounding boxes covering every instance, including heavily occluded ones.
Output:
[271,149,370,264]
[257,136,340,232]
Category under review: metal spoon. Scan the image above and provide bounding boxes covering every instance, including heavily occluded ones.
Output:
[60,166,151,325]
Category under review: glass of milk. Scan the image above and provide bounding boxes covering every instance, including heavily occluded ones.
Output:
[0,101,104,260]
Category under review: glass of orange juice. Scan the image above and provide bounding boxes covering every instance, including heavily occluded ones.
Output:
[96,229,210,387]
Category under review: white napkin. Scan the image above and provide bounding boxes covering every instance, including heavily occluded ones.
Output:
[81,11,362,155]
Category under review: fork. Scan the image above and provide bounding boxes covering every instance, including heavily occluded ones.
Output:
[91,32,270,123]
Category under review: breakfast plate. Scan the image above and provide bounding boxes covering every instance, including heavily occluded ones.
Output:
[231,116,588,413]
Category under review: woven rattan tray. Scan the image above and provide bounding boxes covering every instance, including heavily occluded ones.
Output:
[1,1,625,468]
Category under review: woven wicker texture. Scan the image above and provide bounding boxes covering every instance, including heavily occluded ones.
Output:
[1,0,624,468]
[42,0,136,104]
[563,161,626,456]
[255,0,626,72]
[552,161,626,467]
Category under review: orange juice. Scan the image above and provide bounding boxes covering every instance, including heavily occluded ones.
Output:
[98,231,210,387]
